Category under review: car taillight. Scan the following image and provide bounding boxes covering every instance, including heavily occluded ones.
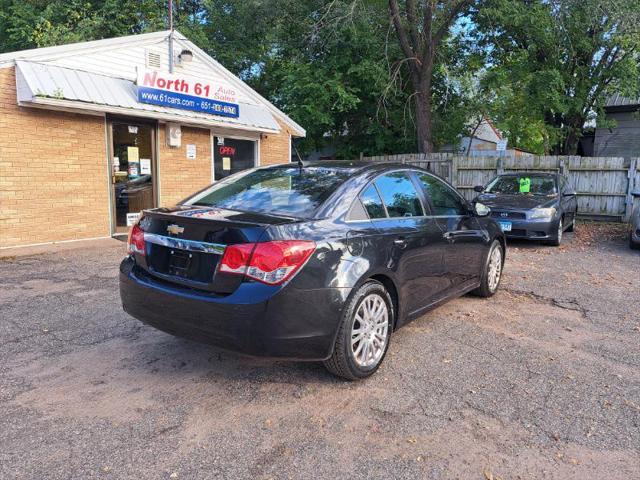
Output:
[218,240,316,285]
[218,243,255,274]
[127,223,146,256]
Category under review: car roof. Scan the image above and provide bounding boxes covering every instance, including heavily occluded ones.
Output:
[263,160,421,176]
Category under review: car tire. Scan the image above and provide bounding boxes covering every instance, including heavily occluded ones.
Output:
[471,240,504,298]
[545,218,563,246]
[631,233,640,250]
[566,215,575,232]
[323,280,393,381]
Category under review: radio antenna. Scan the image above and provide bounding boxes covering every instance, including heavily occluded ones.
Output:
[168,0,174,73]
[293,144,304,171]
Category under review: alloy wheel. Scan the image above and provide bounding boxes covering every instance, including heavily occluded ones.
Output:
[487,246,503,293]
[351,293,389,368]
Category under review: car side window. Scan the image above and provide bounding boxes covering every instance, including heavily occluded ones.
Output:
[417,173,467,216]
[360,184,387,219]
[374,172,425,218]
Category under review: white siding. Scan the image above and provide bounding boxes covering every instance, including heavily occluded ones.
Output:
[47,38,256,105]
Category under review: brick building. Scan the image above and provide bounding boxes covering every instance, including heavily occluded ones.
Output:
[0,30,305,248]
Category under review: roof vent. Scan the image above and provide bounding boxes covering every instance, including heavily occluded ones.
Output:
[145,50,161,69]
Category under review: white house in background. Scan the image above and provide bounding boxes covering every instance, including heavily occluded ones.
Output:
[440,115,504,154]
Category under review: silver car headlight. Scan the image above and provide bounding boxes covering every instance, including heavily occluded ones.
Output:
[529,207,556,219]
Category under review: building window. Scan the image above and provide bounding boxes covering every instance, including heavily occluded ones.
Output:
[213,137,256,180]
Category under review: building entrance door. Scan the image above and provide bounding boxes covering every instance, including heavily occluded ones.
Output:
[109,120,157,234]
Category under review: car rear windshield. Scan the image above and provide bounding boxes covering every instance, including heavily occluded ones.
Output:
[185,167,353,218]
[486,175,557,195]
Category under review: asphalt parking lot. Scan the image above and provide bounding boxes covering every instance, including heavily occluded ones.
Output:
[1,222,639,480]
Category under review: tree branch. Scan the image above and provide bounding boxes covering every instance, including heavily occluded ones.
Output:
[433,0,472,48]
[406,0,421,56]
[389,0,420,77]
[420,1,435,71]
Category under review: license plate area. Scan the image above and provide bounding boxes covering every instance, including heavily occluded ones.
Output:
[168,249,192,278]
[498,221,512,232]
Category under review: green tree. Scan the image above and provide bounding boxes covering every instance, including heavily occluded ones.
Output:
[0,0,478,157]
[477,0,640,154]
[202,0,423,157]
[0,0,208,53]
[388,0,476,153]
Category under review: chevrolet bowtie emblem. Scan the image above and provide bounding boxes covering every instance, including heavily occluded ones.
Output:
[167,224,184,235]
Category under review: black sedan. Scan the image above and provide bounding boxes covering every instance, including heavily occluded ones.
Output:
[120,162,506,379]
[473,173,578,246]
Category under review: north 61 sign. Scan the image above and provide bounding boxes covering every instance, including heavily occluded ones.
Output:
[136,68,240,118]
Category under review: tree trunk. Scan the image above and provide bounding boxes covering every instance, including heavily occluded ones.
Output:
[414,70,434,153]
[561,117,584,155]
[415,93,433,153]
[563,131,580,155]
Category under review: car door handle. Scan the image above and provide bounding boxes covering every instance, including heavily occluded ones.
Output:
[393,237,407,248]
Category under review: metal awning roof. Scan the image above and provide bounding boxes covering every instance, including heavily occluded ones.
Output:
[15,60,281,133]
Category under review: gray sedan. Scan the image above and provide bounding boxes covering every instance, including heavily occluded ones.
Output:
[473,173,578,246]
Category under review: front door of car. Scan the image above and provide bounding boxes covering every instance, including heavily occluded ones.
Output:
[415,172,488,289]
[363,172,447,316]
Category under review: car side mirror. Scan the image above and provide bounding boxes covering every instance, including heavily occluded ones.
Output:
[474,202,491,217]
[473,185,485,193]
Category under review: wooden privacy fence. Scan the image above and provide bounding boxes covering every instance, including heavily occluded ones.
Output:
[361,153,640,221]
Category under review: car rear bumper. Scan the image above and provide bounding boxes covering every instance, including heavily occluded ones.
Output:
[498,218,558,240]
[119,257,350,360]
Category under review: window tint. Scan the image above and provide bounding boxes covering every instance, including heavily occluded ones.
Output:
[360,184,386,219]
[187,167,352,218]
[417,173,466,216]
[374,172,424,218]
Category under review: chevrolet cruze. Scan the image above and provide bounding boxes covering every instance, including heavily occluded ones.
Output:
[120,162,506,379]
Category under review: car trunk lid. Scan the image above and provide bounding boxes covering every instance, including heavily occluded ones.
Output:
[137,206,297,293]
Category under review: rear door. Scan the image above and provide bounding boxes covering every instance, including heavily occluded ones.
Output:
[415,172,488,289]
[366,171,447,316]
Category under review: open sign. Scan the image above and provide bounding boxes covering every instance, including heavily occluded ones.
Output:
[219,146,236,156]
